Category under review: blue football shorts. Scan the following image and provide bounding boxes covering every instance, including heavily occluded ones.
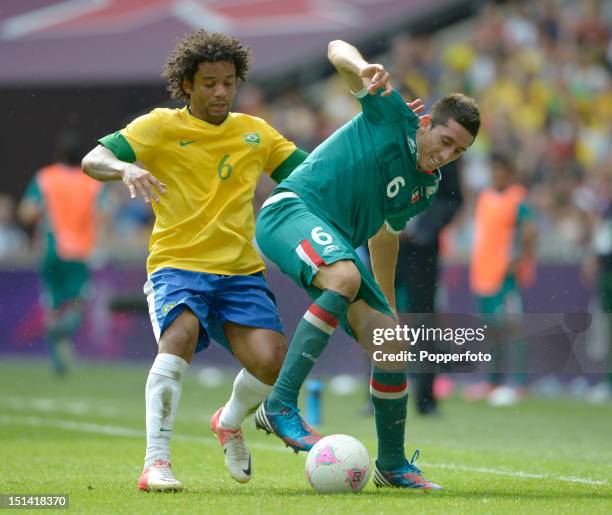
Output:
[143,268,284,353]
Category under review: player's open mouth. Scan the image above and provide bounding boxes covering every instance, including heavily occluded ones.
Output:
[431,156,441,167]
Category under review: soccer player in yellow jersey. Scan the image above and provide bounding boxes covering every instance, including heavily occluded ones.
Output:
[82,31,308,491]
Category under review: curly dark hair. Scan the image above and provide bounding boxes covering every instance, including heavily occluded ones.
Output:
[162,30,251,103]
[430,93,481,139]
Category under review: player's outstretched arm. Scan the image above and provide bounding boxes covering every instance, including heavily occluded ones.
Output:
[327,40,392,96]
[368,225,400,315]
[82,145,165,204]
[509,217,538,276]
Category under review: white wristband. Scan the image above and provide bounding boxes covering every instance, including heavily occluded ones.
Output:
[351,87,368,99]
[385,221,404,235]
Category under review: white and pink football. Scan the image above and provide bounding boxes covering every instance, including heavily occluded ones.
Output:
[305,434,371,493]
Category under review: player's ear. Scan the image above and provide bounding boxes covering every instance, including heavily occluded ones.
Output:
[419,114,432,130]
[182,78,193,96]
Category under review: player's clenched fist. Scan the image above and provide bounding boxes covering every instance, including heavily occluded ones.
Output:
[121,164,166,204]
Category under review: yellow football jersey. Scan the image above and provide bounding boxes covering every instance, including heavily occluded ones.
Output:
[100,107,299,276]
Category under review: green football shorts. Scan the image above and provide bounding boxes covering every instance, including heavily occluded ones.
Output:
[256,191,393,336]
[41,252,89,310]
[476,275,522,316]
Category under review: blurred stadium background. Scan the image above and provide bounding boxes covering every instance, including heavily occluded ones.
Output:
[1,1,611,511]
[1,0,610,393]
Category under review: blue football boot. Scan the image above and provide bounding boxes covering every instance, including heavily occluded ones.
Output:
[255,400,322,453]
[373,450,442,491]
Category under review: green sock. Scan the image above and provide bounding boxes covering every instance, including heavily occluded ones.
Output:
[45,333,66,376]
[370,367,408,470]
[48,306,83,340]
[268,290,349,409]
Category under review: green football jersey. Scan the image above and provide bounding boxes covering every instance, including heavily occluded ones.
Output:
[279,89,440,247]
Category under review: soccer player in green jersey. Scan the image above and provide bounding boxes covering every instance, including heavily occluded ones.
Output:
[254,40,480,490]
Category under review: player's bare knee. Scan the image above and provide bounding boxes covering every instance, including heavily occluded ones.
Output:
[250,349,284,385]
[316,261,361,300]
[159,311,199,360]
[160,328,196,357]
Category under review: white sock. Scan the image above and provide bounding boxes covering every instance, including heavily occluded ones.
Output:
[144,353,188,468]
[219,368,273,429]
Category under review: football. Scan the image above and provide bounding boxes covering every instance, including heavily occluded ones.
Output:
[305,434,371,493]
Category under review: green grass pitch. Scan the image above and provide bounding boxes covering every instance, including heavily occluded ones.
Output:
[0,358,610,514]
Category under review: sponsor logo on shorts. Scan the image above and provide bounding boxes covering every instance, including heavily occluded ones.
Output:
[322,244,340,256]
[162,302,177,314]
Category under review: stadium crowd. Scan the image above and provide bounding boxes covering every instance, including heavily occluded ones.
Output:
[0,0,609,265]
[244,0,611,263]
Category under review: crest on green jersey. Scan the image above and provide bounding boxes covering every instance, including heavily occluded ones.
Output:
[243,132,261,149]
[406,136,416,155]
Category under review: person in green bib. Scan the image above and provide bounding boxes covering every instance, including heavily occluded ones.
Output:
[254,39,480,491]
[18,131,105,377]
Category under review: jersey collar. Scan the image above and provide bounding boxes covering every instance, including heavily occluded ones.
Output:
[184,106,233,128]
[418,168,441,183]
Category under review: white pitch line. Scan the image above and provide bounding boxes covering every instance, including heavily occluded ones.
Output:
[0,415,285,453]
[2,396,120,418]
[425,462,609,487]
[1,415,609,487]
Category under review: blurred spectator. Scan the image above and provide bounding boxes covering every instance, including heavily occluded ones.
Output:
[0,194,27,260]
